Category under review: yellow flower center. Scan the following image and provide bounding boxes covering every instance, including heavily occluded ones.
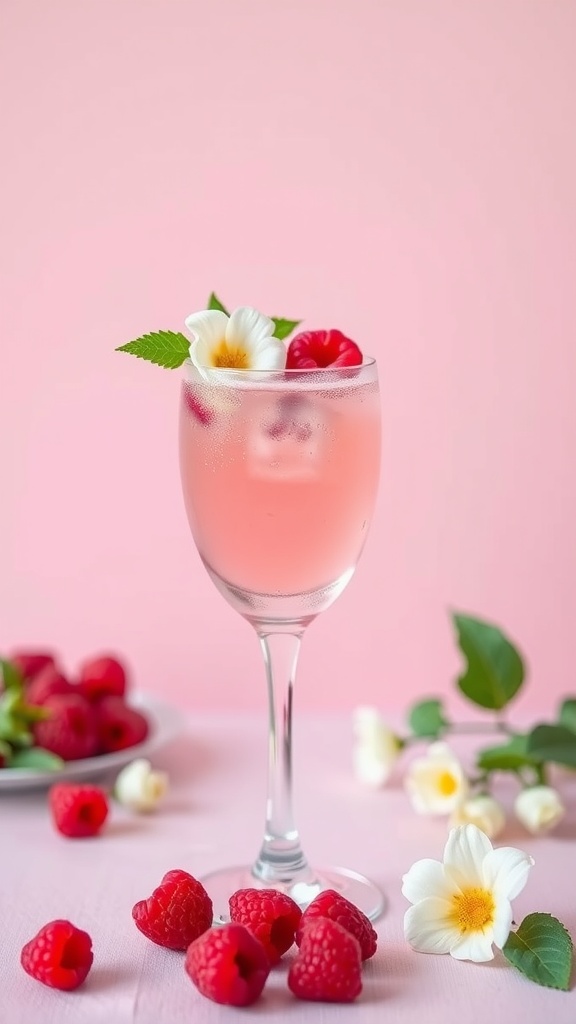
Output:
[450,887,495,933]
[211,339,250,369]
[437,770,458,796]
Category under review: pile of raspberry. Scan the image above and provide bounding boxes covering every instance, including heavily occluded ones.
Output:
[4,650,149,764]
[21,870,378,1005]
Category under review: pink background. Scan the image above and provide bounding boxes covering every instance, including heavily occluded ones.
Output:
[1,0,575,715]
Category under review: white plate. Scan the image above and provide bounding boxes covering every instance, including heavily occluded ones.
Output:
[0,693,183,792]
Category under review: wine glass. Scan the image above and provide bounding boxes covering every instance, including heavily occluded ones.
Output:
[178,357,382,920]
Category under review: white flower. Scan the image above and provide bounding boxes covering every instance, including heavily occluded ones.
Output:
[449,795,506,839]
[405,742,468,815]
[352,706,401,787]
[402,823,534,962]
[185,306,286,372]
[114,758,169,812]
[514,785,565,835]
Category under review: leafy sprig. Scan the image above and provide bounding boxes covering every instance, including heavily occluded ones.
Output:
[0,660,64,771]
[115,292,301,369]
[397,611,575,990]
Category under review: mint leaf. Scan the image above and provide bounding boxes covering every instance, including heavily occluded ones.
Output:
[8,747,64,771]
[452,613,525,711]
[207,292,230,315]
[502,913,573,990]
[477,734,539,772]
[271,317,301,341]
[0,659,23,693]
[526,724,576,767]
[408,698,448,739]
[115,330,190,369]
[559,698,576,734]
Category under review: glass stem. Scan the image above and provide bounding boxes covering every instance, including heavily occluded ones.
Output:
[252,628,312,885]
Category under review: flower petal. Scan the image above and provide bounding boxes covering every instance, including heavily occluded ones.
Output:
[402,859,456,905]
[491,896,513,949]
[226,306,275,349]
[481,846,534,901]
[249,339,287,370]
[185,309,229,372]
[404,898,460,954]
[449,930,495,963]
[443,824,493,889]
[184,309,229,346]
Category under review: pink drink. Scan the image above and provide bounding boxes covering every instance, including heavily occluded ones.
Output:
[179,362,380,619]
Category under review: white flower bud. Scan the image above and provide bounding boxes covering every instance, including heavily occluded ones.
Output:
[449,795,506,839]
[514,785,565,834]
[114,758,169,812]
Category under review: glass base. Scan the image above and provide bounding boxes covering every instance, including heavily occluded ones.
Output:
[202,864,386,923]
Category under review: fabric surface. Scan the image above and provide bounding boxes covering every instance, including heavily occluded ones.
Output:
[1,711,574,1023]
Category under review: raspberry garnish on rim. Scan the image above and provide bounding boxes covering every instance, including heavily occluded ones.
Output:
[286,329,363,370]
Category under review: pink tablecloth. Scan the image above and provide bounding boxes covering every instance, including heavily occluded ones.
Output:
[1,710,575,1023]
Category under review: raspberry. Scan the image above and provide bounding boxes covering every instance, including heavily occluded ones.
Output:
[228,888,302,964]
[78,655,127,702]
[184,385,214,426]
[296,889,377,960]
[10,651,56,682]
[96,696,149,753]
[34,693,98,761]
[288,918,362,1003]
[49,783,109,838]
[185,923,270,1006]
[21,919,93,990]
[26,665,72,706]
[132,869,213,951]
[286,329,363,370]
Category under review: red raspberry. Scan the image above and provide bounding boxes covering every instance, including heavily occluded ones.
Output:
[228,887,302,964]
[288,918,362,1003]
[78,654,127,702]
[184,385,214,426]
[132,869,213,951]
[296,889,377,960]
[286,329,363,370]
[185,923,270,1006]
[49,783,109,838]
[10,651,56,682]
[26,665,72,706]
[34,693,98,761]
[96,696,149,753]
[21,919,93,990]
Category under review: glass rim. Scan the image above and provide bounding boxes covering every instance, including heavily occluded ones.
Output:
[182,356,377,377]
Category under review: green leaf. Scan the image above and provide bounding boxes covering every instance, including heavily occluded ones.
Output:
[502,913,573,990]
[526,724,576,767]
[452,612,525,711]
[0,738,12,761]
[115,330,190,369]
[477,734,539,772]
[408,698,448,738]
[207,292,230,315]
[0,659,24,693]
[271,317,301,341]
[8,747,64,771]
[559,698,576,734]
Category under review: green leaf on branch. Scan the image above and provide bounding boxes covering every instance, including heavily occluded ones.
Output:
[502,913,573,990]
[559,698,576,734]
[452,613,525,711]
[207,292,230,315]
[477,734,539,772]
[8,747,64,771]
[408,699,448,739]
[271,317,301,341]
[0,659,24,693]
[115,330,190,369]
[526,724,576,767]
